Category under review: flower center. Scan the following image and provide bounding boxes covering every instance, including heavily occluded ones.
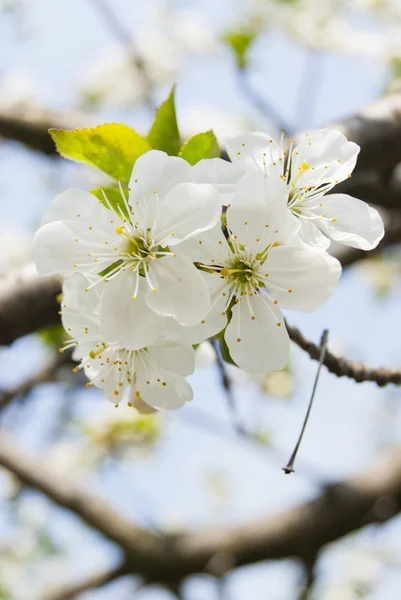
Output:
[221,253,262,294]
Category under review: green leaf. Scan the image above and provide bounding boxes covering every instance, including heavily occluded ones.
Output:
[147,86,181,155]
[219,336,238,368]
[179,130,220,165]
[91,185,130,219]
[49,123,151,182]
[222,28,257,69]
[38,324,65,349]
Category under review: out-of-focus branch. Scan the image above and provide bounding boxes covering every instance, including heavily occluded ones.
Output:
[87,0,155,111]
[287,323,401,386]
[44,562,132,600]
[0,107,93,155]
[0,349,72,412]
[2,432,401,582]
[0,268,61,346]
[1,256,401,386]
[236,69,289,133]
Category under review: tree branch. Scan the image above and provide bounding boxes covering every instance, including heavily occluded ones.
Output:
[287,323,401,386]
[44,562,132,600]
[1,432,401,583]
[0,268,61,346]
[0,349,72,412]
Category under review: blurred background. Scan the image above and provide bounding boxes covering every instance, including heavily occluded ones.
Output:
[1,0,401,599]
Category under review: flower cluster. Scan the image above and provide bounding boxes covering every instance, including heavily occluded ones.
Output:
[33,129,384,411]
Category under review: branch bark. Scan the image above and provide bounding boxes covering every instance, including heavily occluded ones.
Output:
[1,432,401,583]
[44,562,131,600]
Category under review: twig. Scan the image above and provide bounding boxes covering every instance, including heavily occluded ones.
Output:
[297,556,318,600]
[87,0,155,111]
[287,323,401,387]
[44,562,132,600]
[283,330,328,475]
[236,68,290,133]
[212,340,245,435]
[0,349,72,412]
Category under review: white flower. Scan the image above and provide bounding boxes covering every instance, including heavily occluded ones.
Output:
[33,150,224,326]
[226,129,384,251]
[60,274,194,411]
[176,176,341,373]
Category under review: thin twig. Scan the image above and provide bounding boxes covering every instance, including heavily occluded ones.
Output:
[283,330,329,474]
[287,323,401,387]
[212,340,246,435]
[0,349,72,412]
[87,0,155,111]
[236,68,290,133]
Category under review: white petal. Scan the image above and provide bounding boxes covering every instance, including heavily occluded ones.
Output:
[190,158,242,202]
[178,271,228,344]
[264,246,341,311]
[296,218,331,249]
[61,274,102,340]
[128,150,191,201]
[154,183,221,246]
[99,273,170,350]
[33,221,99,276]
[315,194,385,250]
[225,294,290,373]
[138,369,193,411]
[226,132,284,174]
[174,222,229,265]
[226,172,293,253]
[291,129,359,187]
[41,189,104,225]
[146,255,211,325]
[148,342,195,377]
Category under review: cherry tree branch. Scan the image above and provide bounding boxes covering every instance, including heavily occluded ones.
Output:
[44,562,132,600]
[0,349,72,412]
[1,432,401,584]
[286,323,401,386]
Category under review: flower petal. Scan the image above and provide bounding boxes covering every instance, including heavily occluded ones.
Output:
[226,172,295,253]
[264,246,341,311]
[226,132,284,174]
[128,150,191,201]
[148,342,195,377]
[174,222,229,265]
[99,272,170,350]
[154,183,221,247]
[138,370,193,411]
[297,218,331,249]
[177,271,228,344]
[291,129,360,187]
[190,157,242,203]
[41,189,104,225]
[315,193,385,250]
[33,221,99,276]
[225,294,290,373]
[146,255,211,325]
[61,274,102,340]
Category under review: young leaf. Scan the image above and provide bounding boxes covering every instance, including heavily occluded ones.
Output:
[147,86,181,155]
[222,27,257,70]
[49,123,151,182]
[179,130,220,165]
[91,185,130,219]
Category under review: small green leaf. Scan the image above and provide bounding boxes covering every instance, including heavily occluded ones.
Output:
[147,86,181,155]
[39,324,65,349]
[91,185,130,219]
[49,123,151,182]
[219,336,238,367]
[222,28,257,69]
[179,130,220,165]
